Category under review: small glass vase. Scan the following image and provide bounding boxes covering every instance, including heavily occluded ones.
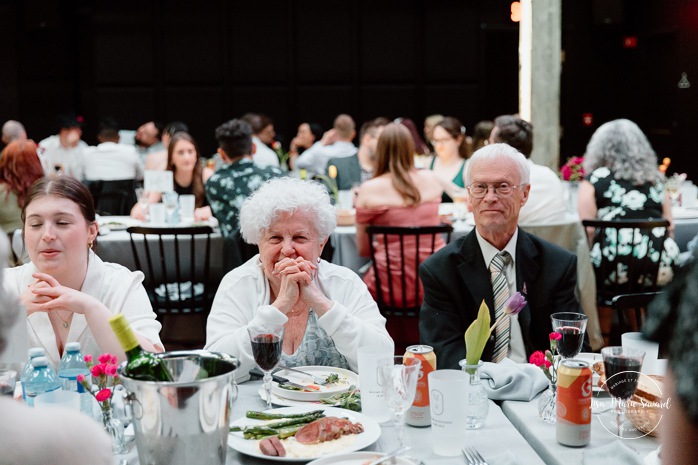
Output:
[101,407,127,454]
[459,360,489,429]
[538,384,557,424]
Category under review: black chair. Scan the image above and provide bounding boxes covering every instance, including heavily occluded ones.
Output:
[582,219,670,344]
[611,292,663,335]
[366,224,453,354]
[86,179,137,216]
[127,225,216,349]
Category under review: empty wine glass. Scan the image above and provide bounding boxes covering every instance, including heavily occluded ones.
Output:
[601,346,645,437]
[377,356,421,448]
[248,325,284,410]
[136,187,151,220]
[551,312,588,359]
[665,175,683,207]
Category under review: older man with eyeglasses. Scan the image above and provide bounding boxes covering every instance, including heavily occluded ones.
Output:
[419,143,583,369]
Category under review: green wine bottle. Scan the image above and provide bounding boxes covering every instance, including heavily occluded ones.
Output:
[108,314,173,382]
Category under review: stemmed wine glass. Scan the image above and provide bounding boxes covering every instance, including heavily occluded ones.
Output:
[665,175,683,207]
[377,356,421,448]
[601,346,645,437]
[248,325,284,410]
[550,312,588,359]
[135,187,151,220]
[451,187,469,225]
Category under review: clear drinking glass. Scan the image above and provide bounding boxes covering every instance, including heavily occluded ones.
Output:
[248,325,284,410]
[665,175,683,207]
[136,187,151,219]
[601,346,645,437]
[451,187,469,224]
[162,191,179,224]
[377,355,421,447]
[551,312,588,359]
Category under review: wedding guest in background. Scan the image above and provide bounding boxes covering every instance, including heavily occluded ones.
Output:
[489,114,567,225]
[644,256,698,464]
[429,116,469,202]
[0,231,113,465]
[355,122,446,308]
[133,120,164,159]
[296,114,357,177]
[470,120,494,153]
[419,143,582,369]
[0,140,44,233]
[2,120,27,147]
[423,114,444,150]
[326,117,389,190]
[38,113,87,178]
[206,119,285,239]
[289,122,323,166]
[579,118,679,286]
[241,113,280,168]
[205,177,392,380]
[144,121,189,171]
[3,177,163,367]
[81,117,143,182]
[396,118,430,156]
[131,132,213,221]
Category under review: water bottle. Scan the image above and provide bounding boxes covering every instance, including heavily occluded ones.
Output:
[24,357,61,407]
[20,347,45,401]
[58,342,90,393]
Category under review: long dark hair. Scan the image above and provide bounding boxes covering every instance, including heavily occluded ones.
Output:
[22,177,96,224]
[435,117,470,159]
[167,132,206,207]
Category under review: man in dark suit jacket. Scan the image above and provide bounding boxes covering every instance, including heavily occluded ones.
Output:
[419,143,582,370]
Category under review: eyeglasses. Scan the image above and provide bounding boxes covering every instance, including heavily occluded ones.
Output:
[466,182,525,198]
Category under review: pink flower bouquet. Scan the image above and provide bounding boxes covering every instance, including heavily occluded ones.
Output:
[77,353,120,412]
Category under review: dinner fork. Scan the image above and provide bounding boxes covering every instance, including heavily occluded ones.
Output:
[462,447,489,465]
[276,365,328,385]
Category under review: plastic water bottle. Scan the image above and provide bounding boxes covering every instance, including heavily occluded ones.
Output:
[58,342,93,415]
[20,347,45,401]
[24,357,61,407]
[58,342,90,393]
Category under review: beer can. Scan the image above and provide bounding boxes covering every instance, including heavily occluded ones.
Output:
[404,344,436,427]
[556,359,592,447]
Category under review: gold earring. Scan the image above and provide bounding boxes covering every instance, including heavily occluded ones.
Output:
[87,241,93,249]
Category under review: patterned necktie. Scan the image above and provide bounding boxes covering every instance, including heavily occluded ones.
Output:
[490,251,511,363]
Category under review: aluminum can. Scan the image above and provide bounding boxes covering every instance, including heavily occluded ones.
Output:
[556,359,592,446]
[404,345,436,427]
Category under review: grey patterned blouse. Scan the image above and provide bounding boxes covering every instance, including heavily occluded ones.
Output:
[280,310,351,370]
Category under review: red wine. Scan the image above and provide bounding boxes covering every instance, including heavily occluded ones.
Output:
[604,356,642,400]
[251,334,282,372]
[557,326,584,358]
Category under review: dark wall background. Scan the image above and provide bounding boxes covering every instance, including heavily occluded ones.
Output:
[0,0,696,180]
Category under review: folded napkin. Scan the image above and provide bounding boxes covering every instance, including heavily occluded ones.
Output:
[479,358,549,401]
[582,440,643,465]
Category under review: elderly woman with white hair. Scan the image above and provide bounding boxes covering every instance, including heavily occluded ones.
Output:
[205,177,393,379]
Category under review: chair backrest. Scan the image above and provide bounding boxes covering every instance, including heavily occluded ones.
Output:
[86,179,137,216]
[582,219,670,305]
[366,224,453,314]
[611,291,663,337]
[126,225,215,315]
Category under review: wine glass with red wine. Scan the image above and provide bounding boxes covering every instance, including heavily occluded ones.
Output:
[248,325,285,409]
[550,312,588,359]
[601,346,645,437]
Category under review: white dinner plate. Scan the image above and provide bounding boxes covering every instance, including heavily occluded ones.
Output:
[259,386,331,408]
[672,207,698,219]
[271,366,358,402]
[306,451,421,465]
[228,406,380,462]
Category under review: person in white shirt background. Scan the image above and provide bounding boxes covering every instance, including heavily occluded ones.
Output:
[295,113,357,177]
[38,113,87,179]
[81,117,143,182]
[241,112,280,168]
[489,114,568,225]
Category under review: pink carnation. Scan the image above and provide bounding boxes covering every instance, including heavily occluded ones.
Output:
[98,353,112,364]
[543,360,552,369]
[549,332,562,341]
[110,355,118,365]
[91,364,104,377]
[95,388,112,402]
[84,354,93,363]
[77,374,85,383]
[529,351,546,367]
[105,364,118,376]
[560,165,572,180]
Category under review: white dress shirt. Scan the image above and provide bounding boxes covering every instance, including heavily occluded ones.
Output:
[295,140,358,176]
[38,135,87,179]
[475,228,527,363]
[252,136,280,168]
[519,159,569,225]
[81,141,144,181]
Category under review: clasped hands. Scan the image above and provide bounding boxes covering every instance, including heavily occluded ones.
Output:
[22,272,97,317]
[271,257,332,316]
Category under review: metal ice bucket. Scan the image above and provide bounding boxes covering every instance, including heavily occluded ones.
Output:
[119,350,239,465]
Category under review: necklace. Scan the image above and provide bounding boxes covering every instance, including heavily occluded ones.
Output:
[55,311,72,329]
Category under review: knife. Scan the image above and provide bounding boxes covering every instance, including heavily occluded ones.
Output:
[249,367,320,391]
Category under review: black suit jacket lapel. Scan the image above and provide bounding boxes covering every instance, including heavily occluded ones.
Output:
[515,229,541,355]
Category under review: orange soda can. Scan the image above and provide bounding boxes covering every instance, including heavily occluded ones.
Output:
[404,345,436,427]
[556,359,592,446]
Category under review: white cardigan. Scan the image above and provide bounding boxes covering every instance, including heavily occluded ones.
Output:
[3,250,162,367]
[205,256,393,381]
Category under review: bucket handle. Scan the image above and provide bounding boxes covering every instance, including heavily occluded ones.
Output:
[122,390,143,421]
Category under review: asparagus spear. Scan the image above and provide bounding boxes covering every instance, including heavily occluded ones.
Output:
[230,412,324,432]
[245,409,325,420]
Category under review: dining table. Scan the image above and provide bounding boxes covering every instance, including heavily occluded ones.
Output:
[112,378,550,465]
